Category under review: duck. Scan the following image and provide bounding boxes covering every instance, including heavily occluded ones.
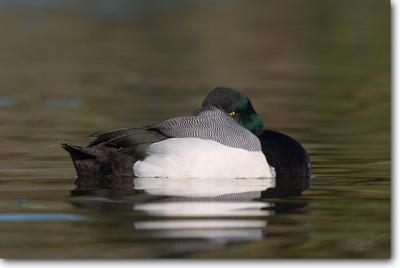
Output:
[62,87,311,180]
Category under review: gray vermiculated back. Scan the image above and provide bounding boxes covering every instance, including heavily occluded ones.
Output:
[153,107,261,151]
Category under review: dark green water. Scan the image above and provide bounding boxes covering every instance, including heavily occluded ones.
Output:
[0,0,390,258]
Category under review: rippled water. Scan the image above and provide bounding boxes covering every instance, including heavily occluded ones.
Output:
[0,0,390,258]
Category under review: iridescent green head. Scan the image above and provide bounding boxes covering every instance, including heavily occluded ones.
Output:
[201,87,264,135]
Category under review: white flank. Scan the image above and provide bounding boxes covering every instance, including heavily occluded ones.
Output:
[134,177,276,197]
[133,138,274,179]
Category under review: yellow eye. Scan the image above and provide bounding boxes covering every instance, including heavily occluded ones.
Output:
[229,111,236,116]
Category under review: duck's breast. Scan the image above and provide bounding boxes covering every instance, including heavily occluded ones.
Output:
[133,137,274,179]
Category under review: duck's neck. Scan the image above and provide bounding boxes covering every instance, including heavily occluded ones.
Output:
[243,114,264,136]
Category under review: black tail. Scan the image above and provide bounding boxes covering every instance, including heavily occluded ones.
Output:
[61,142,95,160]
[61,142,135,180]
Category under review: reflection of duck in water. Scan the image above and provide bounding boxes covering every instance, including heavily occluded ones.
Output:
[63,87,311,183]
[133,178,306,242]
[69,176,308,249]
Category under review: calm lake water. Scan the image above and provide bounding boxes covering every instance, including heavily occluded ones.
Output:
[0,0,390,258]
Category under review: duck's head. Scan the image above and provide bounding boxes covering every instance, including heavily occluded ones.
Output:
[200,87,264,136]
